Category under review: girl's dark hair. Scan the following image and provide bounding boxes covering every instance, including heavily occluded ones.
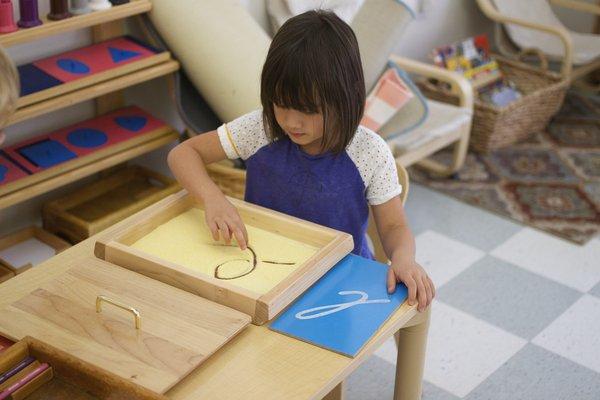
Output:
[260,10,365,154]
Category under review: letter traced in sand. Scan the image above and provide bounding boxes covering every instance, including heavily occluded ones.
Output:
[212,244,296,280]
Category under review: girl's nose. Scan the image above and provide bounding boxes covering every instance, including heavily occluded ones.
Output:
[284,110,303,130]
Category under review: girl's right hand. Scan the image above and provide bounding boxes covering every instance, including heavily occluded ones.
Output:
[203,194,249,250]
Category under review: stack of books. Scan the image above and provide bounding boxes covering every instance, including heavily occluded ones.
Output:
[432,35,521,107]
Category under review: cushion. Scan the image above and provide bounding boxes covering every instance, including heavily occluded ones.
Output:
[386,99,473,153]
[377,61,429,140]
[361,67,414,131]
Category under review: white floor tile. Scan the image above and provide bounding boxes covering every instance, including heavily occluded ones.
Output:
[533,295,600,374]
[415,231,485,288]
[424,300,527,398]
[491,228,600,292]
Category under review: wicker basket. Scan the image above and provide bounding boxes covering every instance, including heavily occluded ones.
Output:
[206,160,247,200]
[418,55,569,153]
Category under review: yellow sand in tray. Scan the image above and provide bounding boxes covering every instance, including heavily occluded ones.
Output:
[131,208,318,294]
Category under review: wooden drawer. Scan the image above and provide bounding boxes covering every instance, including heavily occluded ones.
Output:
[0,227,70,276]
[0,337,167,399]
[95,190,354,325]
[0,258,251,394]
[43,165,179,243]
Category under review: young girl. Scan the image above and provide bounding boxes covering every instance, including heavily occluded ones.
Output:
[0,46,19,146]
[168,10,434,312]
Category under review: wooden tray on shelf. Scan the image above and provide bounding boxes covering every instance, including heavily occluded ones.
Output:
[0,258,251,394]
[17,36,169,108]
[0,106,177,198]
[0,226,70,275]
[95,190,354,325]
[43,165,180,243]
[0,336,168,399]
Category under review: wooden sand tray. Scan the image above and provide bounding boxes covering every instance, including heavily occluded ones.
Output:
[95,190,354,325]
[0,258,250,394]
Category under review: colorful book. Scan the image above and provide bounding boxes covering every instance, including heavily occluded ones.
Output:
[431,34,521,106]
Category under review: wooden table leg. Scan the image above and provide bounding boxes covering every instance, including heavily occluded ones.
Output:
[322,382,345,400]
[393,307,431,400]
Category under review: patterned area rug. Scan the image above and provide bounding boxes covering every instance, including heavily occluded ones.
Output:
[410,91,600,244]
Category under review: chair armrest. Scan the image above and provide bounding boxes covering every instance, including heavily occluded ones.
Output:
[388,55,474,110]
[476,0,573,77]
[549,0,600,16]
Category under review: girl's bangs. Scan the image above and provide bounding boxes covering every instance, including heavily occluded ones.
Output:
[271,63,321,114]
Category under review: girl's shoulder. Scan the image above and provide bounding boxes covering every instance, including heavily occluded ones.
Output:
[217,109,269,160]
[345,125,394,165]
[345,125,401,205]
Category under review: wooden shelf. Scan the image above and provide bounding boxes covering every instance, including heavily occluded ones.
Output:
[18,51,172,108]
[0,1,151,48]
[8,59,179,126]
[0,129,179,210]
[0,1,182,211]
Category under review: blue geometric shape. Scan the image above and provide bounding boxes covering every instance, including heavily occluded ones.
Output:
[67,128,108,148]
[17,139,77,169]
[270,254,408,357]
[56,58,90,75]
[115,116,147,132]
[0,164,7,182]
[18,64,63,96]
[108,47,141,63]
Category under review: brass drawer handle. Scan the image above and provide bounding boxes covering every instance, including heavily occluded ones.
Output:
[96,295,141,330]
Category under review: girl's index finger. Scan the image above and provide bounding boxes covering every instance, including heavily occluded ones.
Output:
[232,226,247,250]
[241,221,249,248]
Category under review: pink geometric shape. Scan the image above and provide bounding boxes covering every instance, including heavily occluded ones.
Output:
[4,106,167,174]
[0,153,29,186]
[33,37,156,83]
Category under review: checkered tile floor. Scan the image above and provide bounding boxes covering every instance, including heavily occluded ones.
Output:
[346,184,600,400]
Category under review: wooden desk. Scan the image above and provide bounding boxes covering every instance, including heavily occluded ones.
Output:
[0,213,427,400]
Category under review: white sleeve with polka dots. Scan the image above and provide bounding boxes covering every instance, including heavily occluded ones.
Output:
[346,126,403,206]
[216,109,270,161]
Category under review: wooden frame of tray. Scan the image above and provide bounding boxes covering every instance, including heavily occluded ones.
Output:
[95,190,354,325]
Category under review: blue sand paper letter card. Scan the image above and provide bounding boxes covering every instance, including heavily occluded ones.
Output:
[270,254,408,357]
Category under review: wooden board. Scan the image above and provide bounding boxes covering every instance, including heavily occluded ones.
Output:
[95,190,354,325]
[0,258,251,394]
[43,165,180,243]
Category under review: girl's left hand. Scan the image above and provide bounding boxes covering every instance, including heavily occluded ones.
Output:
[387,261,435,312]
